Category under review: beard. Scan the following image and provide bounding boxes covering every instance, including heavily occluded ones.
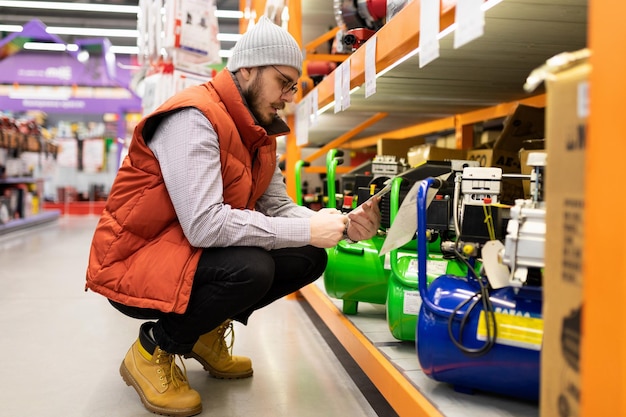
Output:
[242,69,283,126]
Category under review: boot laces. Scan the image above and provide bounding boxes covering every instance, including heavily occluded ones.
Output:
[214,321,235,358]
[155,348,189,389]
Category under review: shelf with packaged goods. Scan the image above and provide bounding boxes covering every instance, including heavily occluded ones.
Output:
[301,0,587,149]
[292,1,588,416]
[0,177,60,235]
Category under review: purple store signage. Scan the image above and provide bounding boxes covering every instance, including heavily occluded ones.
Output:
[0,96,141,114]
[0,19,142,114]
[1,51,133,88]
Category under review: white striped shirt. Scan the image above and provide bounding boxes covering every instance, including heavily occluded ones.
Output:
[148,107,314,250]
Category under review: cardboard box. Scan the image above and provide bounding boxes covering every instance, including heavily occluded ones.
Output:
[465,104,545,204]
[378,137,425,161]
[541,49,590,417]
[407,144,467,167]
[493,104,545,152]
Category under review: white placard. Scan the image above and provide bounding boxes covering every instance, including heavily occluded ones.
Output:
[295,96,309,146]
[341,57,351,110]
[334,65,342,113]
[365,36,377,98]
[419,0,440,68]
[310,88,319,127]
[453,0,485,49]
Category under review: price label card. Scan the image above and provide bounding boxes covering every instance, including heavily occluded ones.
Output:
[341,57,351,110]
[365,36,377,98]
[419,0,440,68]
[454,0,485,49]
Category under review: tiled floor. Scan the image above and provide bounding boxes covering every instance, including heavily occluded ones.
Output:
[0,216,381,417]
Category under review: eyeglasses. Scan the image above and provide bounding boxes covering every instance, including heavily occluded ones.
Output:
[270,65,299,95]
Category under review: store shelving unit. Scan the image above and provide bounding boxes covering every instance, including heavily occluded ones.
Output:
[0,176,60,235]
[297,0,587,148]
[584,2,626,416]
[287,0,597,416]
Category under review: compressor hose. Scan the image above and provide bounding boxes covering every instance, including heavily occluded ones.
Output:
[417,177,498,357]
[447,249,498,357]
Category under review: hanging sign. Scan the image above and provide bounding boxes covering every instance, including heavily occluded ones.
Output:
[419,0,441,67]
[341,57,351,110]
[454,0,485,49]
[334,63,342,113]
[365,36,377,98]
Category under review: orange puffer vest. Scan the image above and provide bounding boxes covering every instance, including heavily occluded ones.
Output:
[85,69,282,314]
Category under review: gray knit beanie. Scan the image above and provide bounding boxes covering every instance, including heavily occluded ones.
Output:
[227,16,303,75]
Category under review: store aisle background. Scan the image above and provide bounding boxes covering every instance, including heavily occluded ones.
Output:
[0,216,381,417]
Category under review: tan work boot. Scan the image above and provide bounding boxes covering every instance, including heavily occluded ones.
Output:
[120,323,202,417]
[185,320,253,379]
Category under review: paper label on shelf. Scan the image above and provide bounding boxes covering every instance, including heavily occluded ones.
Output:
[365,36,377,98]
[334,64,342,113]
[295,96,309,146]
[341,58,351,110]
[403,290,421,315]
[477,310,544,351]
[453,0,485,49]
[419,0,440,67]
[310,88,319,127]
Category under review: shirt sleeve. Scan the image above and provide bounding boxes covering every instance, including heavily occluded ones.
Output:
[255,160,318,219]
[147,107,311,250]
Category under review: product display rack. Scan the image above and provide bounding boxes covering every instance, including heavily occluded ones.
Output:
[284,0,602,416]
[0,176,60,235]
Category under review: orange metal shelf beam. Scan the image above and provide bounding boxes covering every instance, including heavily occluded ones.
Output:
[583,2,626,416]
[304,166,352,175]
[299,284,444,417]
[339,94,545,151]
[341,116,456,150]
[303,112,388,163]
[455,94,546,126]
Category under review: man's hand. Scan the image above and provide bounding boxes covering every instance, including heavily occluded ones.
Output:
[346,196,381,241]
[309,208,348,248]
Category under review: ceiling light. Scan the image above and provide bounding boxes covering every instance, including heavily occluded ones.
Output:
[46,27,138,38]
[0,1,137,13]
[0,1,243,19]
[23,42,67,52]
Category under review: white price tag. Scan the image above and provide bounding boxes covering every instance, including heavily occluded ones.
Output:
[365,36,377,98]
[454,0,485,49]
[334,65,342,113]
[341,58,351,110]
[419,0,440,68]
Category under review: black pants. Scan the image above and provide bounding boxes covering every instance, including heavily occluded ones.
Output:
[110,245,327,354]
